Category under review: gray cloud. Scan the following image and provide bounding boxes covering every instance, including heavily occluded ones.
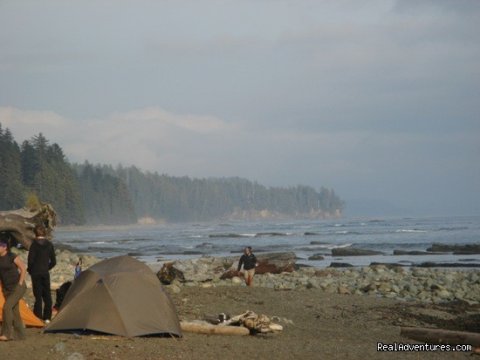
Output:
[1,0,479,216]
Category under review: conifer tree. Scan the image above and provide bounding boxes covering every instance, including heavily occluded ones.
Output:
[0,125,25,210]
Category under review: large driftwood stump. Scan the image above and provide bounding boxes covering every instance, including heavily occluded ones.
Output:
[157,262,186,285]
[0,204,57,249]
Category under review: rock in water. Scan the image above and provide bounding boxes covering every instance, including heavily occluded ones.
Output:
[308,254,325,260]
[331,247,383,256]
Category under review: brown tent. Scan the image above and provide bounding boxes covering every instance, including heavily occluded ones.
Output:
[44,255,182,337]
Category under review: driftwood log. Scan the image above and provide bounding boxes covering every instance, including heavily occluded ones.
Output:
[180,321,250,336]
[180,310,284,336]
[400,327,480,347]
[225,310,283,334]
[0,204,57,249]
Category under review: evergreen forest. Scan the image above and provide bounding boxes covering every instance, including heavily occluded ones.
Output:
[0,123,345,225]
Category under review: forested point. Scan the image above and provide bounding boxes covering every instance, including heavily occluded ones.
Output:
[0,123,345,225]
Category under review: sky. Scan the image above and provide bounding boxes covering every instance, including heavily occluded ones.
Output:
[1,0,479,217]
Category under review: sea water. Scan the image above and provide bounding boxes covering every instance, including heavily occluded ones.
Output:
[55,215,480,267]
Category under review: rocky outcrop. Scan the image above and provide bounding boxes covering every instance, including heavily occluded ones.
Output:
[308,254,325,261]
[331,247,383,256]
[20,246,480,306]
[393,250,436,255]
[255,252,296,274]
[416,262,480,268]
[329,262,353,268]
[191,264,480,305]
[427,243,480,254]
[157,252,297,283]
[149,255,480,305]
[162,256,234,283]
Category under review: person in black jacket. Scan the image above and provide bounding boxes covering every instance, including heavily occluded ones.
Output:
[28,225,56,322]
[237,246,257,287]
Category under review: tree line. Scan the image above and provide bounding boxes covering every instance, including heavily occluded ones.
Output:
[0,123,344,225]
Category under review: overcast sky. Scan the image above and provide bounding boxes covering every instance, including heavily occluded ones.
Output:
[1,0,479,217]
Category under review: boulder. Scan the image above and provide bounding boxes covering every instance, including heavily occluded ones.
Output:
[256,262,295,274]
[231,276,243,284]
[426,243,480,254]
[393,250,435,255]
[329,262,353,268]
[332,247,383,256]
[173,257,234,282]
[255,252,297,274]
[308,254,325,261]
[416,262,480,268]
[369,262,406,269]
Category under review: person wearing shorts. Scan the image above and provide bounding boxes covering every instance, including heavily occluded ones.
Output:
[237,247,257,287]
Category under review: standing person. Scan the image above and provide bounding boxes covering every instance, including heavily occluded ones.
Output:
[74,257,82,279]
[237,246,257,287]
[0,235,27,341]
[28,225,56,323]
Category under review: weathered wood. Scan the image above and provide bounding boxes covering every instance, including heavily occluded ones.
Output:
[0,204,56,249]
[225,310,283,333]
[268,323,283,332]
[400,327,480,347]
[180,321,250,336]
[157,262,185,285]
[219,269,242,280]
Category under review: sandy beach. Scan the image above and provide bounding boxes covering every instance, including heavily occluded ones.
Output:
[1,250,479,360]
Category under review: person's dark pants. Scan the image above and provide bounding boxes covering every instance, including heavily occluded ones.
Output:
[31,273,52,321]
[1,283,26,340]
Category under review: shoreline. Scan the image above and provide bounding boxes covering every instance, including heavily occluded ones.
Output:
[156,256,480,305]
[51,217,480,271]
[7,247,480,359]
[14,247,479,306]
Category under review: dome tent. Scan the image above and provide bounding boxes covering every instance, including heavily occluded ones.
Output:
[45,255,181,337]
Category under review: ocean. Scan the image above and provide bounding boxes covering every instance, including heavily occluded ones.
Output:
[55,215,480,267]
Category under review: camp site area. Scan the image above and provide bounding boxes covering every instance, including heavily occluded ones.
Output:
[1,282,475,359]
